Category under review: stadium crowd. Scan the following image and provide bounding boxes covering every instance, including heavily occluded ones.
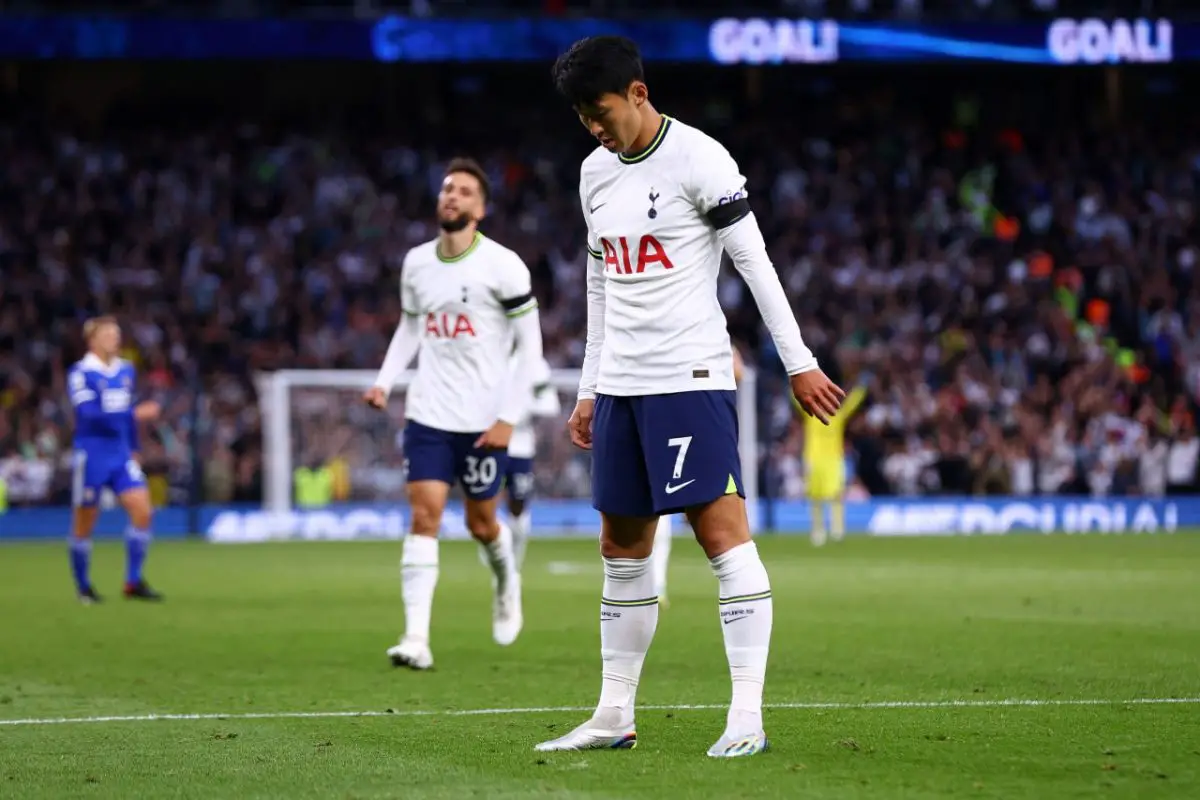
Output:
[1,72,1199,508]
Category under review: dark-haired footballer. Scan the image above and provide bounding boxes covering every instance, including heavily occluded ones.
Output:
[365,157,545,670]
[541,36,846,758]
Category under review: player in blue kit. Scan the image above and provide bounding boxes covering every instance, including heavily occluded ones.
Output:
[538,37,845,758]
[67,316,163,604]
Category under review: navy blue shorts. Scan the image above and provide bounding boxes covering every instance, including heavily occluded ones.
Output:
[403,420,508,500]
[591,391,743,517]
[505,457,536,504]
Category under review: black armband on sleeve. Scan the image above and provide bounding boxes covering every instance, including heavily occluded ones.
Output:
[500,292,534,311]
[705,197,751,230]
[501,292,539,318]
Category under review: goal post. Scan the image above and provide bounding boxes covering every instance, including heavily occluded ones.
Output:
[257,367,760,533]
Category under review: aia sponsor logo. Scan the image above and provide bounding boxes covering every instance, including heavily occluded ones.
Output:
[425,312,476,338]
[600,235,675,275]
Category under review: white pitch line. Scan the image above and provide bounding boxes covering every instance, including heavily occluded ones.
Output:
[1,697,1198,728]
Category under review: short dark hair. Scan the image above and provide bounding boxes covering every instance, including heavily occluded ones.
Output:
[551,35,645,109]
[444,157,490,203]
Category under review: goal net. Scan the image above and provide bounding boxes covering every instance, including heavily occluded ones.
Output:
[256,368,760,536]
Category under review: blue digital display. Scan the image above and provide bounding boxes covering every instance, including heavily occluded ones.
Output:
[0,15,1184,64]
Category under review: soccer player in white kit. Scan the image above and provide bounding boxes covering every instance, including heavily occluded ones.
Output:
[538,37,845,758]
[364,158,544,671]
[504,355,562,567]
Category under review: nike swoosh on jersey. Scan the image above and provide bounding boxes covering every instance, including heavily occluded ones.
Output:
[664,479,696,494]
[589,202,607,213]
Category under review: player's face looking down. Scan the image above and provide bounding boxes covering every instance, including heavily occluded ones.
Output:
[574,82,649,154]
[436,171,486,233]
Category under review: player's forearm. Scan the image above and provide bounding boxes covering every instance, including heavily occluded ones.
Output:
[374,314,422,396]
[497,309,545,425]
[843,386,868,417]
[133,401,158,422]
[719,213,818,375]
[577,257,606,400]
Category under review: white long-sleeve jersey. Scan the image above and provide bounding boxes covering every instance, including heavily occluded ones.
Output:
[577,115,817,399]
[372,232,543,433]
[508,357,562,459]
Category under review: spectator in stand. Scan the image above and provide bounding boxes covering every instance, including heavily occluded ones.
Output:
[1167,423,1199,495]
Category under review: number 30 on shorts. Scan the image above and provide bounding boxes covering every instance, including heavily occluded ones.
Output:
[464,455,497,489]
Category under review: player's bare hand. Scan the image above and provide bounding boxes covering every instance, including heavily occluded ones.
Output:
[568,398,595,450]
[363,386,387,409]
[134,401,161,422]
[790,369,846,425]
[475,421,514,450]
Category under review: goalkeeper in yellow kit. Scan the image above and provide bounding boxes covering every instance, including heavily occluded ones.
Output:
[792,380,867,545]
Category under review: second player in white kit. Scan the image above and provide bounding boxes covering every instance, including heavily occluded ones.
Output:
[365,158,544,671]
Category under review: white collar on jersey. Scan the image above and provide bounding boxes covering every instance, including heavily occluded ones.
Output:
[80,352,124,377]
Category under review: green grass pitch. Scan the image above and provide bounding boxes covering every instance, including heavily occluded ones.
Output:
[1,533,1198,799]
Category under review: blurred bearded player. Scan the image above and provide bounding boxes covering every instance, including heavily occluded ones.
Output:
[365,158,546,670]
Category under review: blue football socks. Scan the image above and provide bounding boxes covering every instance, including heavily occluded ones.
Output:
[69,537,93,593]
[125,527,151,586]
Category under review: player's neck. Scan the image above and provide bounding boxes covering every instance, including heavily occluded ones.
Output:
[437,227,479,261]
[627,104,664,154]
[89,349,114,366]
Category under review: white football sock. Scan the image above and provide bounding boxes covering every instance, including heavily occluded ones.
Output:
[401,534,439,644]
[596,556,659,728]
[510,510,532,567]
[810,501,827,546]
[711,541,773,737]
[480,522,517,594]
[651,515,672,598]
